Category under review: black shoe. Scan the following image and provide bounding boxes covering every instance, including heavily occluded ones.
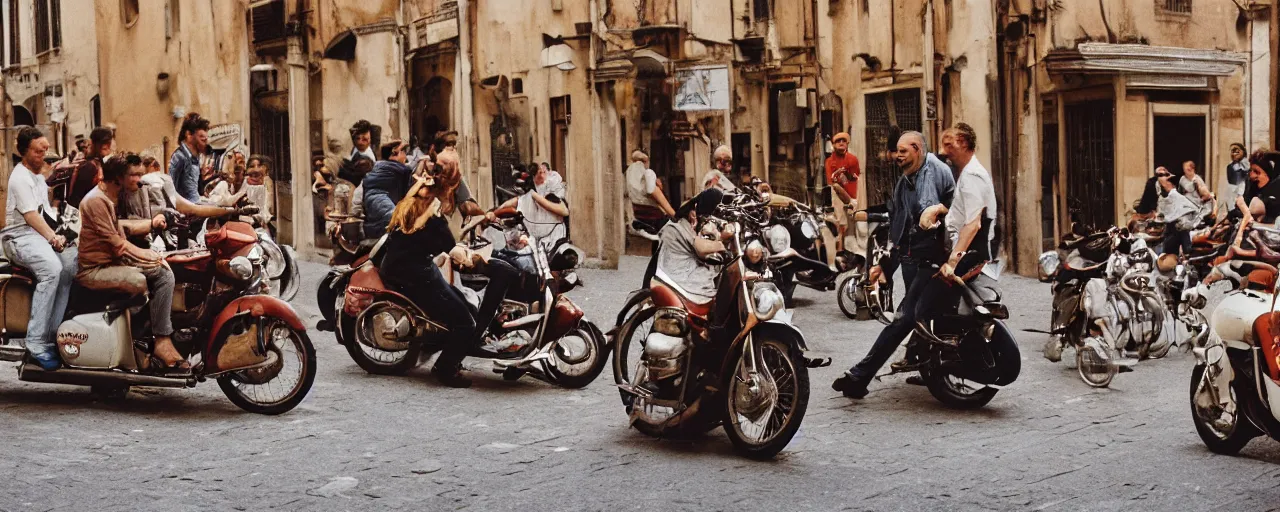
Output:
[831,374,869,399]
[905,375,926,386]
[432,366,473,388]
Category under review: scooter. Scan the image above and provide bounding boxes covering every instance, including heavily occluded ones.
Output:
[836,207,893,323]
[0,221,316,414]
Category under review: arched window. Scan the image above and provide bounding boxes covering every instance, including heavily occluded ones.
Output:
[121,0,139,27]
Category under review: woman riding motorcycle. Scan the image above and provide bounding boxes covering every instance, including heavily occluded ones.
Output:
[377,165,518,388]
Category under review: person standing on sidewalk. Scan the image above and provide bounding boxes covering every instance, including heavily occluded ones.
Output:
[825,132,860,252]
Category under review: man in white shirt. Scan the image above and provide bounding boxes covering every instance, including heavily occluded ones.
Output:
[1,127,78,370]
[702,145,739,193]
[938,123,998,280]
[625,150,675,232]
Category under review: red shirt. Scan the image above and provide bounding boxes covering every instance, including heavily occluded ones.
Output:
[825,152,860,200]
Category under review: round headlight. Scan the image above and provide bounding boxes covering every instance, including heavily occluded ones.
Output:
[745,240,766,265]
[765,225,791,254]
[752,282,784,321]
[800,219,818,240]
[1038,251,1060,278]
[229,256,254,280]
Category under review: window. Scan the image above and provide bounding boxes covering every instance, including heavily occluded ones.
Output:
[121,0,139,27]
[90,95,100,128]
[165,0,178,39]
[7,0,19,66]
[753,0,770,20]
[1161,0,1191,14]
[511,78,523,95]
[34,0,60,54]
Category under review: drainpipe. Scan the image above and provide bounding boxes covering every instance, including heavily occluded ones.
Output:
[922,0,935,142]
[286,20,314,259]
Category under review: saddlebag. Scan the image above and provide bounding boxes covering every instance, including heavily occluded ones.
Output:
[0,277,32,335]
[57,312,131,369]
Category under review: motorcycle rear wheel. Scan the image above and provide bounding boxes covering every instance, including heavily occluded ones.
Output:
[344,312,422,376]
[722,335,810,460]
[545,322,608,389]
[1190,363,1259,455]
[921,371,998,410]
[836,275,858,319]
[218,321,316,415]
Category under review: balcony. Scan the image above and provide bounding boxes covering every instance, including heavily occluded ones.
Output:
[251,0,288,56]
[410,0,459,51]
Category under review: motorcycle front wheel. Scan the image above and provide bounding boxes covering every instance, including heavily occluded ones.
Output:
[545,322,608,389]
[723,334,810,460]
[1190,363,1259,455]
[836,275,859,319]
[1076,338,1116,388]
[217,319,317,415]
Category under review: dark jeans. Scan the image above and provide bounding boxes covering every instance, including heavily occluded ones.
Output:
[384,263,476,370]
[845,256,979,383]
[1161,227,1191,256]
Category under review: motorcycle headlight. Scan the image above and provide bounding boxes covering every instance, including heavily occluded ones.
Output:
[652,308,689,337]
[1038,251,1060,279]
[745,239,766,265]
[800,219,818,240]
[228,256,254,280]
[752,282,784,321]
[765,225,791,254]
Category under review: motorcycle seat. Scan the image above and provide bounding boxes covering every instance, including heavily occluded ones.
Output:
[67,284,147,317]
[966,274,1001,304]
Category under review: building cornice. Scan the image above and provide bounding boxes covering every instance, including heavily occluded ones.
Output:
[1046,43,1247,76]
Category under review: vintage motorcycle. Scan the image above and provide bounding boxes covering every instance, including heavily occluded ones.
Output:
[1188,238,1280,454]
[611,197,811,459]
[0,221,316,414]
[885,264,1021,409]
[158,207,299,303]
[767,198,843,306]
[338,213,608,388]
[836,207,893,323]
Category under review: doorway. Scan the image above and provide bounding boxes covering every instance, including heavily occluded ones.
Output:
[1152,114,1207,184]
[549,95,571,175]
[1064,100,1115,231]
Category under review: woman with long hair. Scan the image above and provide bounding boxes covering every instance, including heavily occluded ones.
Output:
[378,159,517,388]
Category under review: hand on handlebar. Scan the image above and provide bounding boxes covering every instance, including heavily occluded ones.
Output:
[235,205,261,217]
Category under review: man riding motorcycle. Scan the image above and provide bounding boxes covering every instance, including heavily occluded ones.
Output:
[362,139,421,239]
[656,188,731,305]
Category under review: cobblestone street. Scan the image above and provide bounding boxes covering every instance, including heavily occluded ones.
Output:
[4,257,1280,511]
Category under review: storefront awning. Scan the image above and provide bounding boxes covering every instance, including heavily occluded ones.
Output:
[1045,43,1247,76]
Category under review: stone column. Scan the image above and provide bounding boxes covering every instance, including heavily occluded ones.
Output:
[287,32,316,260]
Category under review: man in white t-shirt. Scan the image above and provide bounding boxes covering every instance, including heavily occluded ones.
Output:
[702,145,739,193]
[938,124,998,280]
[625,150,675,233]
[1,127,78,370]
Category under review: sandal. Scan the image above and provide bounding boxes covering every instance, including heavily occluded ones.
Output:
[805,356,832,368]
[147,355,193,376]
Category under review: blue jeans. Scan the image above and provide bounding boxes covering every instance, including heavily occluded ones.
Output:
[4,228,77,356]
[846,258,924,382]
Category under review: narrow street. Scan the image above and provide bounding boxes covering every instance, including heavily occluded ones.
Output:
[0,257,1278,510]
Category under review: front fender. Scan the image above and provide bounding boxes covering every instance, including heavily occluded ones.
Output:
[754,319,808,351]
[613,288,653,329]
[988,320,1022,386]
[205,295,306,354]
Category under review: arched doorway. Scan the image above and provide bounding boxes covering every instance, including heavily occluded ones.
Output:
[412,76,452,145]
[12,105,34,127]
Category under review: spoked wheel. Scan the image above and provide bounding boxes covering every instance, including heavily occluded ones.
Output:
[871,281,894,325]
[722,335,810,460]
[1076,338,1117,388]
[922,370,998,410]
[1134,294,1167,360]
[218,318,316,415]
[836,275,859,319]
[546,322,608,389]
[346,306,422,376]
[1190,362,1258,454]
[611,307,674,438]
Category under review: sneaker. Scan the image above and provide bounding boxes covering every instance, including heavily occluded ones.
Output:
[431,366,473,388]
[831,373,869,399]
[29,351,60,371]
[905,375,926,386]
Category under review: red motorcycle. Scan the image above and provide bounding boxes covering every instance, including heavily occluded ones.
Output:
[0,221,316,414]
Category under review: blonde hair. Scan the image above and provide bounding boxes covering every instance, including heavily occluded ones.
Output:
[387,177,441,234]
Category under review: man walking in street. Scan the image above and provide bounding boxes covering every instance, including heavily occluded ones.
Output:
[702,145,739,193]
[832,131,955,399]
[825,132,860,252]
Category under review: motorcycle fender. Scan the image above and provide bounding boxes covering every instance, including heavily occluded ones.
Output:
[614,288,653,328]
[717,321,810,378]
[987,320,1022,386]
[205,295,306,357]
[544,295,585,341]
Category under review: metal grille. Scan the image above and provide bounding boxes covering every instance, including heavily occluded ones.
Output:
[251,0,287,45]
[490,117,522,204]
[863,88,922,207]
[1041,122,1059,251]
[1064,100,1115,232]
[8,0,20,65]
[1162,0,1191,14]
[252,110,291,186]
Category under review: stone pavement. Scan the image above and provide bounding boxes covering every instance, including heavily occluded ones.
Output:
[3,256,1280,511]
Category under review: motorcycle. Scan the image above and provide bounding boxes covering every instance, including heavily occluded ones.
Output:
[766,197,843,306]
[884,263,1021,409]
[1188,233,1280,454]
[836,207,894,323]
[610,196,811,459]
[1039,225,1166,387]
[338,212,609,388]
[0,221,316,414]
[158,206,298,302]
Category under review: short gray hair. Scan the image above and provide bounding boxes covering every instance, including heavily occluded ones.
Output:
[713,145,732,161]
[899,131,928,154]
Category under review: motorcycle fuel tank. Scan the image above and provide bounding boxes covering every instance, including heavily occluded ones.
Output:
[56,312,132,369]
[1211,290,1273,346]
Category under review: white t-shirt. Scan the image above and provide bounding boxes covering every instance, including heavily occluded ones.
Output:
[3,163,50,233]
[701,169,737,193]
[626,162,659,208]
[947,157,999,276]
[517,171,568,248]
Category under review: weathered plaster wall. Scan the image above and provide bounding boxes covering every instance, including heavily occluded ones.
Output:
[5,0,102,149]
[943,0,997,170]
[96,0,251,155]
[310,2,404,152]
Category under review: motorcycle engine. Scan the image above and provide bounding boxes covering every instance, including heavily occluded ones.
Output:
[642,332,688,383]
[359,302,415,352]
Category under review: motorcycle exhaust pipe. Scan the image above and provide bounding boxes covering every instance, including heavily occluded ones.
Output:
[18,363,196,389]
